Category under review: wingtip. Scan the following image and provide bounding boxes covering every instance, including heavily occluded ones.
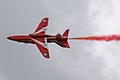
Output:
[44,56,50,59]
[43,53,50,59]
[42,18,49,25]
[43,17,49,20]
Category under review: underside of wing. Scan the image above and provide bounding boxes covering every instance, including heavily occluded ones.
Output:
[29,18,50,58]
[31,38,50,59]
[34,18,49,35]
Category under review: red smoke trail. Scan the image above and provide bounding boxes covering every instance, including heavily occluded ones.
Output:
[69,35,120,42]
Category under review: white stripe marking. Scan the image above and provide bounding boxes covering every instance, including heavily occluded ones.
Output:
[31,38,48,49]
[34,27,47,35]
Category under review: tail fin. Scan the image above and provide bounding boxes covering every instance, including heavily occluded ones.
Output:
[55,29,70,48]
[62,29,69,38]
[62,29,70,48]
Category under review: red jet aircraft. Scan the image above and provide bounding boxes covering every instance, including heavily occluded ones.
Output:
[7,18,70,59]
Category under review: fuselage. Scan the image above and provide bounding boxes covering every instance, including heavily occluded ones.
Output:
[7,34,68,44]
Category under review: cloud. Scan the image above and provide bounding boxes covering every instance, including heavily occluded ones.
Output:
[89,0,120,79]
[1,0,120,80]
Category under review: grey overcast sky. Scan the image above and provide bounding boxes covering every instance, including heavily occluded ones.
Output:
[1,0,120,80]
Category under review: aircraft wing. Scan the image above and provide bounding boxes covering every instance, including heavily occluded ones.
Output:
[29,18,50,58]
[34,18,49,35]
[31,38,50,58]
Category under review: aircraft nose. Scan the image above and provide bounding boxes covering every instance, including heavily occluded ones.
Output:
[7,36,15,40]
[7,36,12,40]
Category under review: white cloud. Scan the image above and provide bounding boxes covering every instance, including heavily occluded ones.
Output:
[89,0,120,79]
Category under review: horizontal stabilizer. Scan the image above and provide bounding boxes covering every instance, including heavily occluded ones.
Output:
[61,41,70,48]
[62,29,69,37]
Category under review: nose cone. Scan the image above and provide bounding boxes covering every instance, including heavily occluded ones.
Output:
[7,36,12,40]
[7,36,16,40]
